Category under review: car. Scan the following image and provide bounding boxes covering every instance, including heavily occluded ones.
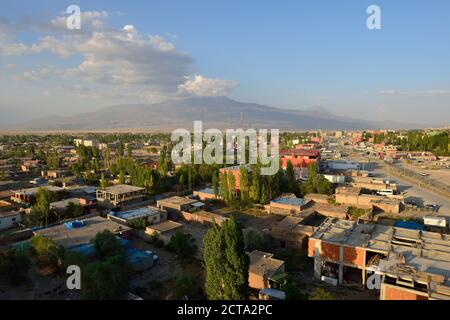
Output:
[426,204,440,212]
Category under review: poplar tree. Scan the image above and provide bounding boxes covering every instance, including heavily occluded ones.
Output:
[203,217,249,300]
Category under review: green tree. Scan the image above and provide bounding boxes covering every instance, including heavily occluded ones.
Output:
[166,232,197,259]
[203,217,249,300]
[64,201,84,219]
[309,288,335,300]
[286,160,296,192]
[249,172,260,203]
[175,272,199,299]
[212,170,219,198]
[239,167,250,202]
[0,248,30,285]
[100,173,110,189]
[26,188,57,227]
[243,228,264,251]
[31,236,65,270]
[81,257,128,300]
[119,170,126,184]
[92,230,124,260]
[127,144,132,158]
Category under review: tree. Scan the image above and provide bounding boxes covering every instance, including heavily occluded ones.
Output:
[219,171,229,201]
[299,163,333,196]
[166,232,197,259]
[175,272,199,299]
[227,173,236,203]
[117,142,124,158]
[212,170,219,198]
[0,248,30,285]
[249,172,260,203]
[31,236,65,270]
[81,257,128,300]
[25,188,57,227]
[309,288,335,300]
[239,167,250,202]
[127,144,132,158]
[243,228,264,251]
[119,170,126,184]
[64,201,84,219]
[203,217,249,300]
[100,173,110,189]
[286,160,295,192]
[92,230,124,260]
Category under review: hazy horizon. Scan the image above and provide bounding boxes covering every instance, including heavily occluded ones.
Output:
[1,0,449,127]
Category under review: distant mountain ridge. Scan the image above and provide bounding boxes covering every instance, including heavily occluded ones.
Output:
[10,96,429,131]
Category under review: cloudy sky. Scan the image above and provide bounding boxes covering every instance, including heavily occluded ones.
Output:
[0,0,449,127]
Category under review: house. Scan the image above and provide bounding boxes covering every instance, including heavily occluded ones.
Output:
[181,210,229,226]
[96,185,147,209]
[42,169,72,179]
[0,211,22,230]
[193,187,217,201]
[219,164,251,191]
[145,220,184,244]
[248,250,287,290]
[11,186,65,205]
[335,187,401,214]
[33,216,131,248]
[308,217,450,300]
[280,149,320,180]
[269,194,310,215]
[270,216,314,249]
[20,159,41,173]
[107,206,167,226]
[156,196,204,216]
[50,198,96,216]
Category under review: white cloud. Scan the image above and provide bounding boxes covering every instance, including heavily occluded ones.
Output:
[178,75,238,97]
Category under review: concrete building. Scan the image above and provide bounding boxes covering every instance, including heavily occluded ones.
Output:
[193,187,217,201]
[96,185,147,209]
[248,250,287,290]
[270,216,314,249]
[280,149,320,180]
[11,186,65,205]
[107,206,167,226]
[308,217,450,300]
[181,210,228,226]
[269,195,311,215]
[156,196,204,215]
[145,220,184,244]
[335,187,401,214]
[50,197,96,216]
[34,216,131,248]
[0,211,21,230]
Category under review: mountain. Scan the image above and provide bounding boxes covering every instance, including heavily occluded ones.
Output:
[10,96,427,131]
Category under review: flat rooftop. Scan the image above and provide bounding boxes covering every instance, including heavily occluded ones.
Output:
[158,196,198,206]
[146,220,183,233]
[194,188,215,195]
[50,198,83,209]
[271,196,306,207]
[34,216,131,248]
[249,250,285,277]
[99,185,145,195]
[111,206,164,221]
[13,185,64,196]
[335,186,362,196]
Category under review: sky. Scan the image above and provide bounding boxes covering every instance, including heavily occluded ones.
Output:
[0,0,449,127]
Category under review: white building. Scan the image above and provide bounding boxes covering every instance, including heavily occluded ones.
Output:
[0,211,21,230]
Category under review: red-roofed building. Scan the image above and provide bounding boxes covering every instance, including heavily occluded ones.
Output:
[280,149,321,180]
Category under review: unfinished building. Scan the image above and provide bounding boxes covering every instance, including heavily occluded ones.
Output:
[96,185,147,209]
[308,217,450,300]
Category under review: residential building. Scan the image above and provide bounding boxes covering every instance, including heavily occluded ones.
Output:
[269,194,311,215]
[248,250,287,291]
[0,211,21,230]
[219,164,251,191]
[308,217,450,300]
[96,185,147,209]
[11,186,65,205]
[107,206,167,226]
[280,149,320,180]
[156,196,204,216]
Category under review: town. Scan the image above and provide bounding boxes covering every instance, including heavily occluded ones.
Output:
[0,128,449,300]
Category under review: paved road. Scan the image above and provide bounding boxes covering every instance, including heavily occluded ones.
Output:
[362,160,450,217]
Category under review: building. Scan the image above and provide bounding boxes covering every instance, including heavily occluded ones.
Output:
[269,194,310,215]
[308,217,450,300]
[325,160,361,171]
[219,164,251,191]
[193,187,217,201]
[107,206,167,226]
[280,149,320,180]
[34,216,131,248]
[270,216,314,249]
[335,187,401,214]
[0,211,21,230]
[96,185,147,209]
[50,198,96,216]
[42,169,72,179]
[11,186,65,205]
[145,220,184,244]
[248,250,287,290]
[181,210,229,226]
[156,196,204,216]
